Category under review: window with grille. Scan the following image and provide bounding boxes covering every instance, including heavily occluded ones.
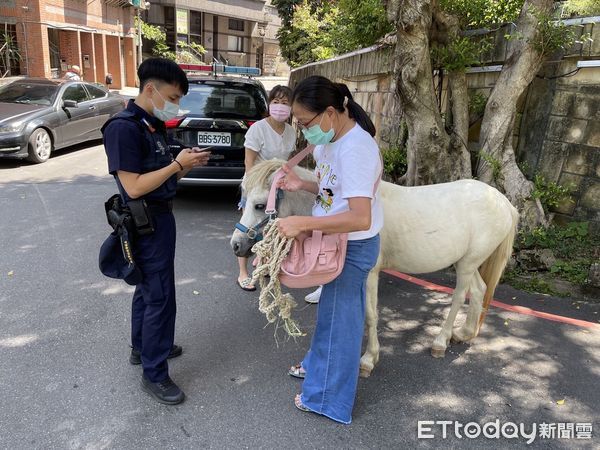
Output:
[228,19,244,31]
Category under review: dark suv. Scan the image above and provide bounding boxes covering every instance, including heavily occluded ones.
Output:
[167,76,268,185]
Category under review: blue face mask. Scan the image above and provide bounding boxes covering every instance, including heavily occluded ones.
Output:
[301,113,335,145]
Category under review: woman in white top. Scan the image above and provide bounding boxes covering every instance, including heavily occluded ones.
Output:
[276,76,383,424]
[236,85,296,291]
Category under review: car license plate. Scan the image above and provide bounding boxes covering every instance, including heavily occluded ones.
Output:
[198,132,232,146]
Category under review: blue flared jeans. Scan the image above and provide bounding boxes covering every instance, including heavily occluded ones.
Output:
[300,234,380,424]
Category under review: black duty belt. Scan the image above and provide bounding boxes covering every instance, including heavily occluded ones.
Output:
[146,199,173,214]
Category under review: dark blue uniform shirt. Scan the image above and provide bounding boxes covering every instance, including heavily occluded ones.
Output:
[103,100,177,202]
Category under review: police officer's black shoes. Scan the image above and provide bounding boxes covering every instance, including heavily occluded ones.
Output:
[129,345,183,365]
[141,375,185,405]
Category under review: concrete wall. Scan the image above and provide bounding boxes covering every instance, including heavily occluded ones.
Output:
[289,45,399,145]
[517,61,600,226]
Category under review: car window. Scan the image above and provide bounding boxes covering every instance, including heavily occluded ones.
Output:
[85,84,108,100]
[179,83,267,118]
[0,82,59,106]
[62,85,90,103]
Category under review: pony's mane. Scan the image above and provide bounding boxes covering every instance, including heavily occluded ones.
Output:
[244,159,285,192]
[244,159,314,192]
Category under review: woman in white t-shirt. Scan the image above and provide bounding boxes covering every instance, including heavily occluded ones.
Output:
[276,76,383,424]
[236,85,296,291]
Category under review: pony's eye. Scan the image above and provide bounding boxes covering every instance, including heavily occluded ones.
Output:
[255,204,265,211]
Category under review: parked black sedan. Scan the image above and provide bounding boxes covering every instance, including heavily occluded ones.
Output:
[0,78,125,163]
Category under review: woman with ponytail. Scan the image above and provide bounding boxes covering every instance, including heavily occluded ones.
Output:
[276,75,383,424]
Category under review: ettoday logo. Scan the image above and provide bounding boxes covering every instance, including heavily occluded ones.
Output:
[417,420,593,444]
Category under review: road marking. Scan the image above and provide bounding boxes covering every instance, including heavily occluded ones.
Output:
[383,270,600,330]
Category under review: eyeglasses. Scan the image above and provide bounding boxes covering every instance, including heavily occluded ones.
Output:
[296,112,321,130]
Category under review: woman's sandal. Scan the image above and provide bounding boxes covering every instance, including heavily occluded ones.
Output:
[237,277,256,292]
[288,364,306,379]
[294,394,311,412]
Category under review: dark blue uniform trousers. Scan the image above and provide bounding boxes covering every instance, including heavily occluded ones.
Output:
[131,213,177,383]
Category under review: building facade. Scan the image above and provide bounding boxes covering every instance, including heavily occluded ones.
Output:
[0,0,138,89]
[144,0,288,76]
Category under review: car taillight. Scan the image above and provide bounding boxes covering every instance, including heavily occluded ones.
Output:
[246,120,256,127]
[165,118,183,128]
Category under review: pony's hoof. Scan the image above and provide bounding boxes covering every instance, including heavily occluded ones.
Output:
[359,367,372,378]
[452,329,472,343]
[431,346,447,358]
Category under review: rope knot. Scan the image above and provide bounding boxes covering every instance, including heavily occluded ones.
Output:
[251,219,305,338]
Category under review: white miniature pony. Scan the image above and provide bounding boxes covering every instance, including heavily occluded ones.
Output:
[231,160,518,377]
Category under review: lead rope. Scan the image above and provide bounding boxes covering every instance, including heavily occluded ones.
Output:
[251,219,305,338]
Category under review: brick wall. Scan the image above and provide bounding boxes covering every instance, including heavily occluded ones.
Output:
[1,0,136,85]
[93,33,107,83]
[106,35,122,89]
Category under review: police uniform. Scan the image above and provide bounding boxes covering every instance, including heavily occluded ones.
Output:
[102,100,179,384]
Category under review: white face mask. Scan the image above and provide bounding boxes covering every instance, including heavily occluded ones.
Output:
[151,85,179,122]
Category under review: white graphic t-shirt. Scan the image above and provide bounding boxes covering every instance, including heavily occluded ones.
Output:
[312,124,383,241]
[244,118,296,162]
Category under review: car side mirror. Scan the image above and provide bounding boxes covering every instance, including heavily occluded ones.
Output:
[63,100,78,108]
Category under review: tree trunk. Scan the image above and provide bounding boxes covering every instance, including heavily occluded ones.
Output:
[476,0,552,229]
[385,0,470,185]
[447,70,471,178]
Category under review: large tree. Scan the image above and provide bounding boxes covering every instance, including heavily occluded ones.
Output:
[278,0,578,228]
[384,0,576,227]
[274,0,393,67]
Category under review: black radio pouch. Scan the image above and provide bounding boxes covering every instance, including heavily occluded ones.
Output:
[105,194,132,232]
[127,199,155,236]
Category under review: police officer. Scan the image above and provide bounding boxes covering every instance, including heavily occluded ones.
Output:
[102,58,210,405]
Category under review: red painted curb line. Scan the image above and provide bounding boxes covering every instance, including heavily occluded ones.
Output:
[383,270,600,330]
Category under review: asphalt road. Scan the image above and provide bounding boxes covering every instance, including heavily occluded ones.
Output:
[0,143,599,449]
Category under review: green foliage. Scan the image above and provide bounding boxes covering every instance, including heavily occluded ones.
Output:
[519,222,590,249]
[276,0,392,67]
[468,91,488,117]
[277,1,337,67]
[134,17,176,61]
[153,42,176,61]
[439,0,523,28]
[478,151,503,183]
[509,222,598,289]
[502,271,562,295]
[329,0,394,55]
[532,8,577,56]
[563,0,600,17]
[549,260,589,284]
[431,37,492,72]
[0,33,21,75]
[382,145,407,183]
[273,0,307,26]
[135,17,166,43]
[531,174,573,213]
[177,41,207,64]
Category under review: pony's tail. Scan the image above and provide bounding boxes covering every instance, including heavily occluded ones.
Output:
[477,205,519,332]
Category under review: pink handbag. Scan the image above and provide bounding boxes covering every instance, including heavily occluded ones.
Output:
[265,145,380,289]
[278,230,348,288]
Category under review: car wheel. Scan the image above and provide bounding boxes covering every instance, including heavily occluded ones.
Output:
[27,128,53,163]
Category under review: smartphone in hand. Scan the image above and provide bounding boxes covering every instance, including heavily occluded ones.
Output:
[192,147,211,153]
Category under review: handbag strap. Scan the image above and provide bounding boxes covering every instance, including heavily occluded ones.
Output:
[265,144,383,215]
[265,144,315,215]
